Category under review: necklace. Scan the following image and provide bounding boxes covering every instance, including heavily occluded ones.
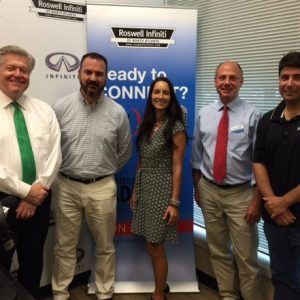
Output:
[283,107,300,130]
[153,121,163,134]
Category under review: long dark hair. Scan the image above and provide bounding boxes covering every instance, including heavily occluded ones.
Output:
[136,76,186,151]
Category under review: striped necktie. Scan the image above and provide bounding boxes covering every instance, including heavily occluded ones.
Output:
[12,102,36,184]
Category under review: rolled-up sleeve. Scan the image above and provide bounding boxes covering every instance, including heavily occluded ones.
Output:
[117,109,132,170]
[191,111,203,170]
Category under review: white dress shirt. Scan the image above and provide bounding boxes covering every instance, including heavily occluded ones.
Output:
[0,90,62,198]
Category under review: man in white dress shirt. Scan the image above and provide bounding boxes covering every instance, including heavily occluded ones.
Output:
[0,45,61,299]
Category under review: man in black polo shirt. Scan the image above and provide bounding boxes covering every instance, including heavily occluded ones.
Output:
[253,51,300,300]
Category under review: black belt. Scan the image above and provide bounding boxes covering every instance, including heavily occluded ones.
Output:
[60,173,107,184]
[202,175,250,189]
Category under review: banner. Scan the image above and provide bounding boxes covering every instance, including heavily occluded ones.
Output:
[0,0,91,286]
[87,3,198,292]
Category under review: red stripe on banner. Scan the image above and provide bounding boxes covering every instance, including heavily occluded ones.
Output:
[115,220,193,236]
[115,223,132,235]
[178,220,193,232]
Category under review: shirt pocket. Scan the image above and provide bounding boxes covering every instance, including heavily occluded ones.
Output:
[228,129,249,153]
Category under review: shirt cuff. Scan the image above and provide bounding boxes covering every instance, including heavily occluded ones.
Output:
[16,181,32,199]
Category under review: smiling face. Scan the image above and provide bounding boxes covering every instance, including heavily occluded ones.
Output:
[0,54,31,100]
[279,67,300,105]
[215,61,244,104]
[151,80,171,113]
[78,57,107,101]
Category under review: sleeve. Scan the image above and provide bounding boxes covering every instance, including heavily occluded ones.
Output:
[181,105,188,127]
[191,110,203,170]
[117,108,132,170]
[250,108,261,184]
[250,108,261,150]
[253,115,268,164]
[172,120,185,135]
[37,106,62,187]
[0,168,31,199]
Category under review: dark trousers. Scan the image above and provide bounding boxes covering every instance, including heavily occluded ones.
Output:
[0,192,51,299]
[264,221,300,300]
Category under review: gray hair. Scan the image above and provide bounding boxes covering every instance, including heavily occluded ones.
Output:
[0,45,35,72]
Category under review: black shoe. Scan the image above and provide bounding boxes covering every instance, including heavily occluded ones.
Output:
[163,283,170,295]
[150,284,170,300]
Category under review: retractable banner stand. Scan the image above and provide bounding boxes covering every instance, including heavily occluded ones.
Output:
[86,4,198,293]
[0,0,91,287]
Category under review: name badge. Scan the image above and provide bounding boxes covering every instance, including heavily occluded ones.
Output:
[230,124,244,133]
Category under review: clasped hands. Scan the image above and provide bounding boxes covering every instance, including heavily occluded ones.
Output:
[16,182,49,220]
[263,196,296,226]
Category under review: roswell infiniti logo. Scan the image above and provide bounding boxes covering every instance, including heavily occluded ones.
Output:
[30,0,86,22]
[45,52,80,72]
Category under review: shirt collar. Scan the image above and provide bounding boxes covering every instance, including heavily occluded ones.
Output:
[216,96,241,112]
[0,89,27,109]
[271,100,300,122]
[79,90,103,107]
[269,100,285,121]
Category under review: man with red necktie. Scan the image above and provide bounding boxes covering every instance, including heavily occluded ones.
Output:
[192,61,261,300]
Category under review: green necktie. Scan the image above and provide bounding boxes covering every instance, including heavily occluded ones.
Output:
[12,102,36,184]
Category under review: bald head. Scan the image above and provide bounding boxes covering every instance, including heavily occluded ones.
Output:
[214,61,244,104]
[215,60,243,79]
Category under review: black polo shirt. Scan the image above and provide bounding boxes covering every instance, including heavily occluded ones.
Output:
[253,100,300,223]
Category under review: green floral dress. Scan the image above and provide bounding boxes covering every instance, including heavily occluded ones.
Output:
[131,120,185,243]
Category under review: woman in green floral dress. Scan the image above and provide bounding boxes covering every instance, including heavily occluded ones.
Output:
[130,77,187,300]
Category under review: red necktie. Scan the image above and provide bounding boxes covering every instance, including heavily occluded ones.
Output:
[213,106,229,183]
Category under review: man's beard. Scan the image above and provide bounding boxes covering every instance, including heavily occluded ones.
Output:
[81,81,104,99]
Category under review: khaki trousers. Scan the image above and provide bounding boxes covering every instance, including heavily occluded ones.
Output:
[199,177,260,300]
[52,174,117,300]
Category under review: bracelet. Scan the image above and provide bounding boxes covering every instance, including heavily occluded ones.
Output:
[169,199,180,208]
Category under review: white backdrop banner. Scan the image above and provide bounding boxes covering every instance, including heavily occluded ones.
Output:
[0,0,90,287]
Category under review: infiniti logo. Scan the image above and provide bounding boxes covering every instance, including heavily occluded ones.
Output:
[45,52,80,72]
